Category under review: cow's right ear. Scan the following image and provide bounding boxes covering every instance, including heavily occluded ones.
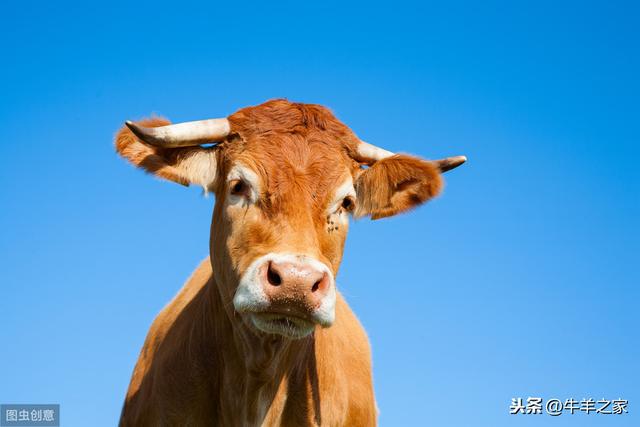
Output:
[114,118,219,190]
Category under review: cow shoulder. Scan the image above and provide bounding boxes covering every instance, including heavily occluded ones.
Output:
[120,258,213,426]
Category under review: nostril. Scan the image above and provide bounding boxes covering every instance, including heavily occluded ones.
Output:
[267,262,282,286]
[311,273,328,293]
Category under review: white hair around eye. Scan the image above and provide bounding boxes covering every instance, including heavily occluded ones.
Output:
[327,176,356,223]
[227,163,261,205]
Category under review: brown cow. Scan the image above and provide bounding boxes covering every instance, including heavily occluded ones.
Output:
[115,99,465,426]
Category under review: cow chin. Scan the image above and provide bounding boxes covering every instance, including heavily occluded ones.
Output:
[233,253,337,339]
[249,312,316,339]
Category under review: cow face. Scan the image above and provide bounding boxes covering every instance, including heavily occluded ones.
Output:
[115,99,465,339]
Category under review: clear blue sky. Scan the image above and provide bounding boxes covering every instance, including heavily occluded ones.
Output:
[1,1,638,426]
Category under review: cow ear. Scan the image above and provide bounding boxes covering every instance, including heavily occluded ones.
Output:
[354,155,443,220]
[114,117,219,190]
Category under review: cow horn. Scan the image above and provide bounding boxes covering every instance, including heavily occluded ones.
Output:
[352,140,395,164]
[354,140,466,173]
[125,118,231,148]
[432,155,467,172]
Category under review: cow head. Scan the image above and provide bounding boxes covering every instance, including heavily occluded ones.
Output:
[115,99,465,339]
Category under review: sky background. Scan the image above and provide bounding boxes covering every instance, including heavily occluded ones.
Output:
[1,1,638,426]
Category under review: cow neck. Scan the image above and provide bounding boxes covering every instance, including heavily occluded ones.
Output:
[200,276,315,425]
[206,275,312,384]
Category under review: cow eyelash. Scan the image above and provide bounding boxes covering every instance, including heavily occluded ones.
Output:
[229,179,248,196]
[341,196,355,212]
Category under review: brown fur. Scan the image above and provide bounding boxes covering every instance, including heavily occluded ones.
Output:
[355,155,443,220]
[114,100,445,426]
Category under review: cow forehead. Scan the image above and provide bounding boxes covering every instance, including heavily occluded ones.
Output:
[226,134,356,203]
[221,99,362,206]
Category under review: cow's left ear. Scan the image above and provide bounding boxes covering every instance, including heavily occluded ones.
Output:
[354,155,444,220]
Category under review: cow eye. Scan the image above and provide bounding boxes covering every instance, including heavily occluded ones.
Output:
[229,179,248,196]
[341,196,355,212]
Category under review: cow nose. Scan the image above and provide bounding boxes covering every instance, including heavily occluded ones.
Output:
[262,259,331,307]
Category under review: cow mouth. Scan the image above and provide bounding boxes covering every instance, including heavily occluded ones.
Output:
[249,312,315,339]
